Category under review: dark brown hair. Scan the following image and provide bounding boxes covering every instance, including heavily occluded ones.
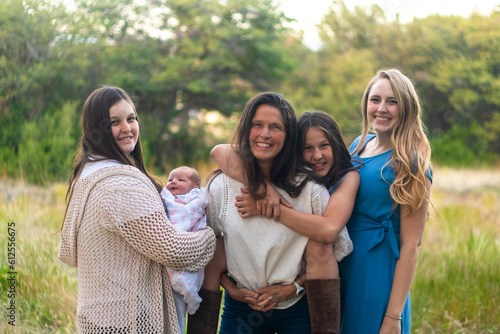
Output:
[298,111,358,189]
[61,86,162,229]
[211,92,313,198]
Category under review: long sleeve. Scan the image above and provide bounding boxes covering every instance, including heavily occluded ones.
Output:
[99,174,216,272]
[206,174,225,236]
[57,165,204,333]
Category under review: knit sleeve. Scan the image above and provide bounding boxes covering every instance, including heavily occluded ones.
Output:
[311,182,330,216]
[206,174,224,236]
[98,175,216,271]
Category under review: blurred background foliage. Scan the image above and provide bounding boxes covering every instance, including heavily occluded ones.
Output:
[2,0,500,184]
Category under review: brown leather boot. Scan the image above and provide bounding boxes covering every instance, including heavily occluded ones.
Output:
[186,288,222,334]
[305,278,341,334]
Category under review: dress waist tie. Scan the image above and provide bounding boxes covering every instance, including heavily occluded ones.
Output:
[367,219,400,259]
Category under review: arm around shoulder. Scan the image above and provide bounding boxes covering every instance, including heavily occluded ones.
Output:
[211,144,245,182]
[277,172,359,244]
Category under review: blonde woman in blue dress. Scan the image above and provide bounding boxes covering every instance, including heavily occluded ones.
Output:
[339,69,433,333]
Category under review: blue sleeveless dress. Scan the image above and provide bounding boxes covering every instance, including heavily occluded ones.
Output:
[338,134,431,333]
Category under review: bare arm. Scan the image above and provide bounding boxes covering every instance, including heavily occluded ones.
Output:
[211,144,289,218]
[210,144,245,182]
[278,172,359,243]
[236,171,360,244]
[379,178,432,334]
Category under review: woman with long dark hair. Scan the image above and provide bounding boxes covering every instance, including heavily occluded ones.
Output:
[210,110,359,334]
[58,86,216,334]
[198,92,345,333]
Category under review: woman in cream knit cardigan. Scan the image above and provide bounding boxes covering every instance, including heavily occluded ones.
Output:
[58,86,216,334]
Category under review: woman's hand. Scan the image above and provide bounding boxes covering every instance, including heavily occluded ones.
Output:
[235,186,292,221]
[240,283,296,312]
[229,286,262,306]
[379,315,402,334]
[220,273,297,312]
[235,188,260,218]
[220,273,274,311]
[254,283,296,307]
[220,272,259,301]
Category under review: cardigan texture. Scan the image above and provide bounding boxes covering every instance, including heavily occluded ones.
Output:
[58,164,216,333]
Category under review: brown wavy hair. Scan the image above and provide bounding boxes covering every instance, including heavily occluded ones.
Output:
[209,92,314,198]
[352,69,432,215]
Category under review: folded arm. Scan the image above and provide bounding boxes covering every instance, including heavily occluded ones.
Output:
[101,177,216,272]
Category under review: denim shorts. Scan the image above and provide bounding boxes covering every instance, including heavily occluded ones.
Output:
[219,291,311,334]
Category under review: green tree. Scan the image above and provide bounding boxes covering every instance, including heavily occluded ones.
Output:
[287,2,500,164]
[1,0,299,180]
[142,0,296,169]
[0,0,78,181]
[3,0,500,183]
[66,0,297,171]
[283,1,388,143]
[18,101,77,184]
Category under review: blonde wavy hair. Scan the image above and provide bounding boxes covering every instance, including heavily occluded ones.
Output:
[352,69,432,215]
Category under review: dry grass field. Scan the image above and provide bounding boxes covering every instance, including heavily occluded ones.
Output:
[0,167,499,333]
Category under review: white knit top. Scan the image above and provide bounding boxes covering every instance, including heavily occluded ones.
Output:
[207,173,331,309]
[58,164,216,333]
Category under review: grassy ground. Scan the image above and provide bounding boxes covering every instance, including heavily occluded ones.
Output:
[0,167,499,333]
[0,181,77,333]
[411,168,500,333]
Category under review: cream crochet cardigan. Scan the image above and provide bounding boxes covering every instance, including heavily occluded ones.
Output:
[58,165,216,333]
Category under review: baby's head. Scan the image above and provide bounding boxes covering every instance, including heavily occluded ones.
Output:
[166,166,201,196]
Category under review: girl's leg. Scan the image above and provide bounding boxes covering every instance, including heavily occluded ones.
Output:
[187,236,226,334]
[304,239,338,279]
[304,239,341,334]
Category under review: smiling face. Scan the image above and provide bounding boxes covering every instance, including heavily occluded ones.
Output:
[366,78,400,136]
[166,167,198,196]
[109,100,139,155]
[301,127,334,178]
[249,105,286,172]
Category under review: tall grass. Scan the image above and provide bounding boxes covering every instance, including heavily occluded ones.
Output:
[0,168,499,332]
[0,180,77,333]
[412,169,500,333]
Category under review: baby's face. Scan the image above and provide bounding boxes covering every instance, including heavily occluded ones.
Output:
[166,168,197,196]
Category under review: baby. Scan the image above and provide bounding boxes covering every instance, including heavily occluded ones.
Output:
[161,166,208,332]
